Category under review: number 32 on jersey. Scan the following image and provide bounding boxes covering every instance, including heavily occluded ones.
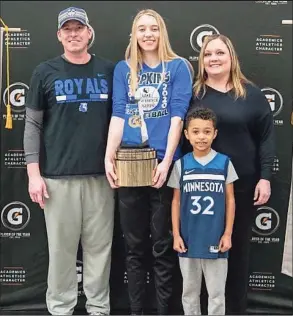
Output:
[190,196,214,215]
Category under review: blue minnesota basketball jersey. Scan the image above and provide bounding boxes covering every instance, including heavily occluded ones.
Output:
[179,152,229,259]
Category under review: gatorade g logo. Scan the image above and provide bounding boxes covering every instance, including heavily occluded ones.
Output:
[261,87,283,117]
[1,202,30,231]
[2,82,29,113]
[252,206,280,236]
[190,24,220,53]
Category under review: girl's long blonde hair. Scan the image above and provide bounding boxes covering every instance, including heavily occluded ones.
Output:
[126,9,193,95]
[193,34,253,99]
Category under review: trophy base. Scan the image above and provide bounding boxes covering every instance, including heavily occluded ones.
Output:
[115,147,157,187]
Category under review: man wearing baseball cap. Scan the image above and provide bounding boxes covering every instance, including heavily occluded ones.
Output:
[24,6,115,315]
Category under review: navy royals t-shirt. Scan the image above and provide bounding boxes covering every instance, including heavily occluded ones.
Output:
[25,55,114,177]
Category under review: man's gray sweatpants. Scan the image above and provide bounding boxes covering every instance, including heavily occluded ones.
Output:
[179,257,228,315]
[43,176,114,315]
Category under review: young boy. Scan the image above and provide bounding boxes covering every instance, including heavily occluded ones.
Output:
[168,107,238,315]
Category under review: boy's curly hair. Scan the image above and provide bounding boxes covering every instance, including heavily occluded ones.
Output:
[185,106,217,129]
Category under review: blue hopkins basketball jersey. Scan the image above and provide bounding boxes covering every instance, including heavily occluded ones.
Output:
[112,58,192,161]
[179,152,229,259]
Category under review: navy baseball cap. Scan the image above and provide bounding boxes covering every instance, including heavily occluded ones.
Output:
[58,7,90,29]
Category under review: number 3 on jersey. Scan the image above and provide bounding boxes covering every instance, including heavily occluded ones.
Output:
[190,196,214,215]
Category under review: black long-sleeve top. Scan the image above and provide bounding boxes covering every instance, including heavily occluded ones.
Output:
[188,83,275,181]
